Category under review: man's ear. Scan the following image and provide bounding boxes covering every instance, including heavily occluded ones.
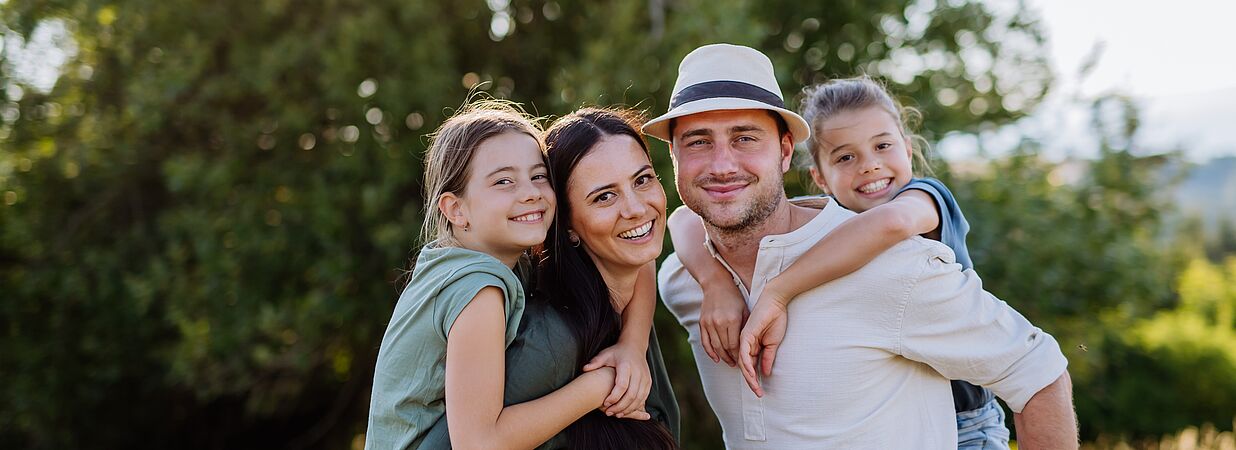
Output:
[809,166,831,195]
[437,192,468,229]
[779,133,794,173]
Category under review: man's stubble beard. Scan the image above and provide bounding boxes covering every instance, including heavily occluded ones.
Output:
[680,174,785,235]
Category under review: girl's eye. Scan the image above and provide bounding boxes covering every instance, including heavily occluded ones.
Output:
[532,173,549,181]
[876,142,892,151]
[495,178,513,185]
[836,154,854,163]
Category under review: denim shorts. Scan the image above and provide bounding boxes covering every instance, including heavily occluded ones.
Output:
[957,397,1011,450]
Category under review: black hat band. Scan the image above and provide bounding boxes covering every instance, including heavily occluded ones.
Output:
[669,80,786,110]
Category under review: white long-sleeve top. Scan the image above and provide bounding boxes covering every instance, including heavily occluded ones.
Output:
[658,199,1068,449]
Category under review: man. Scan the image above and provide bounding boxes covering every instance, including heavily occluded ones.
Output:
[645,44,1077,449]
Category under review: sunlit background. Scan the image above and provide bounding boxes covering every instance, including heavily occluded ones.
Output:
[2,0,1234,448]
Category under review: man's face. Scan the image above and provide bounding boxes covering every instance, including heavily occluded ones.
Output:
[670,109,794,232]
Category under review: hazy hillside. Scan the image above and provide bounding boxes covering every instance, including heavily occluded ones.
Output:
[1175,156,1236,231]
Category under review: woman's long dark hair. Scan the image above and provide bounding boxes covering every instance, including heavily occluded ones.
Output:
[539,108,676,450]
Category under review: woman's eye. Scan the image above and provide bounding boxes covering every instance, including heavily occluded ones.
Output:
[532,173,549,181]
[635,174,654,186]
[595,192,615,203]
[495,178,513,185]
[876,142,892,151]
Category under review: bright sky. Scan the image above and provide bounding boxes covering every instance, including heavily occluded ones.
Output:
[1018,0,1236,161]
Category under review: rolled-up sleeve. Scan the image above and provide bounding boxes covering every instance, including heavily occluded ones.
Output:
[897,248,1068,412]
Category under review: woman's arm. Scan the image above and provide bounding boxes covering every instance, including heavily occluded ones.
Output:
[667,205,748,366]
[445,286,633,450]
[584,261,656,417]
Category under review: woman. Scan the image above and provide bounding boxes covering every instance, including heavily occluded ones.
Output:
[418,107,679,449]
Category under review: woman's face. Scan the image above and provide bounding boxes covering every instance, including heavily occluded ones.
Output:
[566,134,666,270]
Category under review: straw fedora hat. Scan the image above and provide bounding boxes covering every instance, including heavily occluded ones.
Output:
[643,43,810,145]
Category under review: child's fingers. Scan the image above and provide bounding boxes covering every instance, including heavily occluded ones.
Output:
[715,325,737,366]
[724,322,742,367]
[739,337,764,397]
[700,325,718,363]
[704,326,724,364]
[760,342,779,377]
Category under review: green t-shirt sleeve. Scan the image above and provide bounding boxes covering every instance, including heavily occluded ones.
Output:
[434,271,511,342]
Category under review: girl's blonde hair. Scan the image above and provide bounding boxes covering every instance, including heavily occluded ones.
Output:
[799,76,932,178]
[420,99,543,247]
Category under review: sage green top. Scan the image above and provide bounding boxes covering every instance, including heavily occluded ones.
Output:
[365,245,525,450]
[416,299,681,449]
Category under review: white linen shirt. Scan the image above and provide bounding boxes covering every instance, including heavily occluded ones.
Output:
[658,199,1068,449]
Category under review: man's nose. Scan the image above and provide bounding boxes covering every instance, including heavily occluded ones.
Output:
[707,143,740,176]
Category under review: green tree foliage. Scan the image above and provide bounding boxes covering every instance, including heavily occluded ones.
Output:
[1085,257,1236,440]
[2,0,1055,448]
[945,96,1195,441]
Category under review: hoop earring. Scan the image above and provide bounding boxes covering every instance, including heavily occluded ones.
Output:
[568,231,581,248]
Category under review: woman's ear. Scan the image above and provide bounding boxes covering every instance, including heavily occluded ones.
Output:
[438,192,469,230]
[809,166,830,194]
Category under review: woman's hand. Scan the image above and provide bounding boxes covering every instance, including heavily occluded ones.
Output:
[583,342,652,419]
[699,283,748,366]
[738,290,790,398]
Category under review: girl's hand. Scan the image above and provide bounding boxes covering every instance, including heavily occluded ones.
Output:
[699,284,748,366]
[738,294,790,398]
[583,342,652,418]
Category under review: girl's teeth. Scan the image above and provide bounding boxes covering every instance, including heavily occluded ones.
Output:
[859,179,890,193]
[513,212,541,222]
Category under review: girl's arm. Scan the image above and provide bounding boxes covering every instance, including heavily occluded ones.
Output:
[761,190,940,306]
[737,190,939,396]
[583,261,656,418]
[445,286,639,450]
[667,205,748,366]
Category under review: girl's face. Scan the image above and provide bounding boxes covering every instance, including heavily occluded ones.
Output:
[448,131,555,263]
[567,135,667,270]
[809,106,914,213]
